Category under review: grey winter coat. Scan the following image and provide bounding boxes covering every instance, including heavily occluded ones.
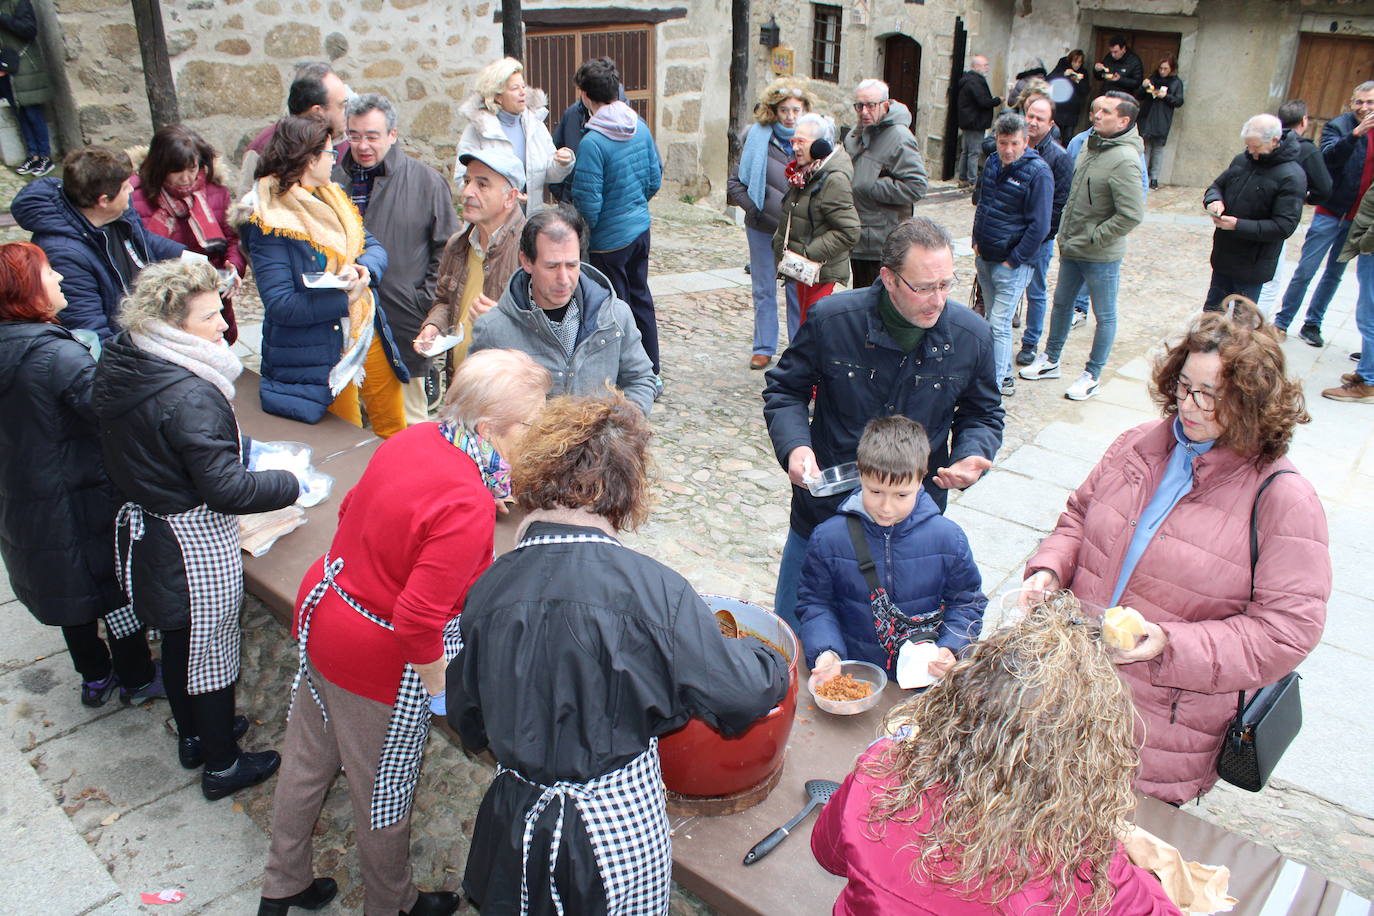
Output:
[333,143,460,376]
[0,0,50,107]
[470,262,657,415]
[843,102,929,260]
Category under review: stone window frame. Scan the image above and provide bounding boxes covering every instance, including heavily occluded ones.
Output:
[811,4,843,83]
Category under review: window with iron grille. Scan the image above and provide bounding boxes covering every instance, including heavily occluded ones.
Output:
[812,4,842,82]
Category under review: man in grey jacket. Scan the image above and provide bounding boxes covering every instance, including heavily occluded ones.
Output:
[470,205,656,415]
[844,79,928,289]
[333,93,460,423]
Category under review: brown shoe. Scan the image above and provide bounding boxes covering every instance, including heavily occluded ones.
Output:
[1322,377,1374,402]
[749,353,772,370]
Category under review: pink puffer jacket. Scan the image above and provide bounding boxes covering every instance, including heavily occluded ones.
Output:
[1026,419,1329,804]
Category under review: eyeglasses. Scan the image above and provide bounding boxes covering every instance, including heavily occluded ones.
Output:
[345,131,386,143]
[853,101,886,111]
[321,148,339,160]
[1174,379,1217,411]
[891,271,960,299]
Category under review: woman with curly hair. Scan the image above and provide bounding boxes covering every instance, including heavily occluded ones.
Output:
[1023,297,1329,804]
[446,393,789,915]
[727,77,818,369]
[813,597,1182,914]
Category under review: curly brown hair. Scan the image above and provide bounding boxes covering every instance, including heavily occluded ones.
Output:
[865,593,1139,915]
[754,77,819,125]
[255,114,332,194]
[1149,296,1309,462]
[512,394,652,531]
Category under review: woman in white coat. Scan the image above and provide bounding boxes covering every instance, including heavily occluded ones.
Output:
[454,57,573,215]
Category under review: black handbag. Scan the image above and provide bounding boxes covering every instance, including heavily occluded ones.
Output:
[1215,469,1303,792]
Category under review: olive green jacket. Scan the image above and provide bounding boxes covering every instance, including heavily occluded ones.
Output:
[1338,185,1374,262]
[0,0,50,107]
[1057,125,1145,262]
[773,147,861,286]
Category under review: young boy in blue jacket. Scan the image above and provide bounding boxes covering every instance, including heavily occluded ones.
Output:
[798,415,986,680]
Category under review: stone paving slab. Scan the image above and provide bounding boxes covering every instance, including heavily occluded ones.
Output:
[0,597,64,672]
[995,443,1098,492]
[950,468,1071,534]
[0,653,122,752]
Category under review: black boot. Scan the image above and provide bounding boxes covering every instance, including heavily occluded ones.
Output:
[201,749,281,801]
[258,878,338,915]
[179,715,250,769]
[402,890,463,915]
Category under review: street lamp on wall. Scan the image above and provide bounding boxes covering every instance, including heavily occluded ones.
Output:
[760,16,780,48]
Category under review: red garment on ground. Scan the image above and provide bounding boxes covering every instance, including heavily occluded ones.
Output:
[294,423,495,705]
[811,741,1184,916]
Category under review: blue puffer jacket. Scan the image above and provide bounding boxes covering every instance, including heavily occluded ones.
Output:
[1319,111,1374,219]
[571,104,662,252]
[971,148,1053,267]
[797,489,986,672]
[12,177,184,339]
[238,221,408,424]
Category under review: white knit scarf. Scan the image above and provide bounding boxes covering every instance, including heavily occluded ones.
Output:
[131,319,242,402]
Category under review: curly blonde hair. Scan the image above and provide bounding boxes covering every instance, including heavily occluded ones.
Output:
[754,77,820,125]
[475,57,525,113]
[117,259,220,334]
[864,594,1139,915]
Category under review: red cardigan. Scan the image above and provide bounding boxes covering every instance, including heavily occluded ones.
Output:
[812,741,1183,916]
[295,423,496,705]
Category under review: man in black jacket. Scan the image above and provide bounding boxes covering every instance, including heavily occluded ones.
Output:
[762,217,1004,629]
[956,56,1001,186]
[1255,99,1332,315]
[1203,114,1307,309]
[1094,36,1143,95]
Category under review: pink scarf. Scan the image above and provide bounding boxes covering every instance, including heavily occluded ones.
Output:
[154,169,226,255]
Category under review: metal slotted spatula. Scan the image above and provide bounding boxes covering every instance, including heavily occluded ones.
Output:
[742,779,841,865]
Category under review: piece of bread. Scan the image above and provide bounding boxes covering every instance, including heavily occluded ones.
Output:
[1103,605,1147,651]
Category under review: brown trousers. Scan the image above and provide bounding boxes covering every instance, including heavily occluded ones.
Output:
[262,665,420,915]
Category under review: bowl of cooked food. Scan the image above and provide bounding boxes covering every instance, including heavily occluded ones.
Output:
[808,660,887,715]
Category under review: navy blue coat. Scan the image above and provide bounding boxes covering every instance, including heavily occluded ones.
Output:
[1321,111,1374,218]
[762,284,1005,538]
[12,177,184,339]
[972,148,1053,267]
[238,220,407,424]
[797,489,985,672]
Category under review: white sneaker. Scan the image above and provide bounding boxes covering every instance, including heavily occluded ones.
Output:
[1019,353,1061,380]
[1064,371,1100,400]
[1071,310,1087,329]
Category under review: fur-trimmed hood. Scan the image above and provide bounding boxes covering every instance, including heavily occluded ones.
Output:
[458,87,551,131]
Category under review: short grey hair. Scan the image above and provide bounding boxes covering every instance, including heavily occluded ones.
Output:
[995,111,1027,137]
[1354,80,1374,99]
[855,78,889,100]
[346,93,398,131]
[795,112,836,144]
[117,260,220,333]
[1240,114,1281,143]
[439,348,552,433]
[881,216,954,273]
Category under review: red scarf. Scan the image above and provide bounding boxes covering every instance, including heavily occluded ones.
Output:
[785,156,825,188]
[154,169,227,255]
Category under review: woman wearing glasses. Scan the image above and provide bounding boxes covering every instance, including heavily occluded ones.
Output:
[726,78,818,370]
[1022,298,1329,805]
[236,114,409,436]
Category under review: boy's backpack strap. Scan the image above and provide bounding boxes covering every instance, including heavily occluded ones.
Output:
[845,515,882,594]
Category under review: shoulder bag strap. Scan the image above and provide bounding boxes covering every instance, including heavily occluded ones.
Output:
[1237,469,1298,715]
[845,515,882,595]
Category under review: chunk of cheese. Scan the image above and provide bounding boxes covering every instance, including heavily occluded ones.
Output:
[1103,605,1147,650]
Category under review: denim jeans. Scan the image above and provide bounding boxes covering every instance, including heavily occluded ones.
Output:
[1275,212,1352,331]
[1202,272,1264,310]
[772,528,810,634]
[746,225,799,355]
[975,256,1034,381]
[958,129,985,182]
[1046,257,1121,378]
[1021,237,1056,350]
[1356,255,1374,385]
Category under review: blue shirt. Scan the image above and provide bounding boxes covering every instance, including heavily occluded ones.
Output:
[1109,417,1216,606]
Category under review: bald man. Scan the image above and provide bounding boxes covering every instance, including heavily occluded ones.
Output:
[956,56,1002,186]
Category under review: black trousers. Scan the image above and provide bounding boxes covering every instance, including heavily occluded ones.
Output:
[591,228,659,374]
[161,626,240,771]
[61,622,155,686]
[850,259,881,291]
[1203,271,1263,311]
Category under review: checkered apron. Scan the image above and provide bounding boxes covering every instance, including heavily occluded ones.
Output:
[102,603,143,640]
[290,554,463,829]
[115,501,243,694]
[497,530,672,916]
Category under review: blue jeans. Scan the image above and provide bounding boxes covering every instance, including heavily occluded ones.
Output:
[15,104,49,157]
[746,225,800,355]
[975,256,1034,381]
[1275,212,1352,331]
[1357,255,1374,386]
[1046,257,1120,379]
[772,528,810,634]
[1021,237,1055,350]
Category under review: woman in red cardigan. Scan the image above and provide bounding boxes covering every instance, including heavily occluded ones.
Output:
[813,597,1182,916]
[257,348,551,916]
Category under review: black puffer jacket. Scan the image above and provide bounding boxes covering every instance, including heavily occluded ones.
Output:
[956,71,1000,130]
[0,322,125,625]
[1136,73,1184,143]
[92,333,297,627]
[1203,130,1308,284]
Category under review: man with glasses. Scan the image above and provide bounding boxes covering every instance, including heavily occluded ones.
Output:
[333,93,459,423]
[763,217,1004,630]
[844,78,928,290]
[237,61,351,196]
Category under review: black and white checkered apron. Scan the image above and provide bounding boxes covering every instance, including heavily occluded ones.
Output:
[115,502,242,694]
[499,530,673,916]
[291,554,463,830]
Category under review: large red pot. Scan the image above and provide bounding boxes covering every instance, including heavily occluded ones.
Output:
[659,594,799,799]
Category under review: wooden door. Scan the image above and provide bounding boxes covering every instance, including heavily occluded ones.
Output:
[883,34,921,126]
[942,16,967,180]
[1288,33,1374,137]
[526,24,655,129]
[1091,27,1181,84]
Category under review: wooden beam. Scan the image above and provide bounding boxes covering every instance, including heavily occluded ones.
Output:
[501,0,524,61]
[497,6,687,27]
[129,0,180,130]
[728,0,749,172]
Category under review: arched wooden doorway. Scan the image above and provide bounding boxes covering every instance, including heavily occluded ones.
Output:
[883,34,921,124]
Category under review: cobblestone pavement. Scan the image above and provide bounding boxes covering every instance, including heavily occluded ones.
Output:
[2,176,1371,912]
